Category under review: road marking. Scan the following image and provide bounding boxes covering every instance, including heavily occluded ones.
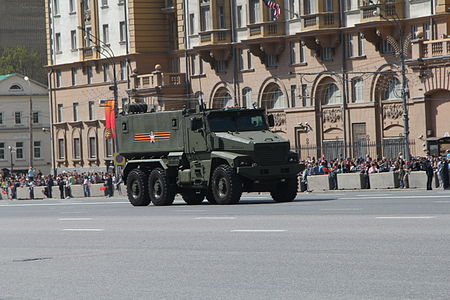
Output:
[375,216,436,219]
[320,208,362,211]
[195,217,236,220]
[174,209,206,212]
[231,230,286,232]
[355,194,390,197]
[0,201,128,207]
[62,229,104,232]
[58,218,92,221]
[433,201,450,203]
[340,195,450,200]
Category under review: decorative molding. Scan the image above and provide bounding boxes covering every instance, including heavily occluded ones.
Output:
[383,103,403,120]
[272,111,287,133]
[322,108,342,123]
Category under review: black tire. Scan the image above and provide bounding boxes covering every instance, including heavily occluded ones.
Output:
[181,190,205,205]
[127,169,150,206]
[205,188,216,204]
[148,168,175,206]
[211,164,242,205]
[270,176,298,202]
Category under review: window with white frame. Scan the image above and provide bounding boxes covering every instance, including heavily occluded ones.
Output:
[55,33,61,53]
[191,55,196,75]
[290,41,297,65]
[119,22,126,43]
[32,112,39,124]
[89,137,97,158]
[87,66,93,84]
[218,5,225,29]
[0,143,4,160]
[88,101,95,120]
[73,138,81,159]
[85,27,92,47]
[200,4,211,31]
[15,112,21,124]
[71,68,77,85]
[304,0,311,14]
[358,33,365,56]
[325,0,333,12]
[16,142,23,159]
[242,87,252,108]
[291,85,297,107]
[101,0,108,7]
[383,77,402,100]
[69,0,75,13]
[289,0,296,19]
[33,141,41,159]
[300,43,306,63]
[423,23,430,40]
[215,60,226,73]
[70,30,77,50]
[237,6,243,27]
[250,0,261,24]
[247,50,253,69]
[58,139,65,159]
[73,102,79,121]
[120,61,127,80]
[103,64,110,82]
[103,24,109,44]
[347,34,354,57]
[57,104,64,122]
[322,47,333,61]
[189,13,195,34]
[301,84,308,106]
[83,0,89,10]
[53,0,60,15]
[351,77,364,103]
[266,55,278,67]
[56,70,62,87]
[323,83,342,105]
[271,89,286,109]
[105,138,113,157]
[411,24,417,39]
[239,49,244,70]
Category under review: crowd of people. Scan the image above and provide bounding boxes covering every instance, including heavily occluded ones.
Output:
[0,168,122,200]
[300,151,450,191]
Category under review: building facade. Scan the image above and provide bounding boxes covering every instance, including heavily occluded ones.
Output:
[0,74,52,175]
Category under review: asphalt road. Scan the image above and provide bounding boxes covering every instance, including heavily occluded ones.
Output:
[0,190,449,300]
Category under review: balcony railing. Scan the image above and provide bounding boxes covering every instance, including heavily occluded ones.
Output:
[302,13,339,29]
[199,29,230,44]
[135,73,186,89]
[422,39,450,58]
[360,2,404,21]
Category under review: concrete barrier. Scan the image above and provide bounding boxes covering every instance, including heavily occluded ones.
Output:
[337,173,365,190]
[408,171,428,189]
[307,175,330,191]
[369,172,399,189]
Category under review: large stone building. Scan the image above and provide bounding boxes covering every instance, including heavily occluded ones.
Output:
[0,74,52,175]
[47,0,450,171]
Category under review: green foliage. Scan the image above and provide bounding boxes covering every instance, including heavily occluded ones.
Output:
[0,46,45,82]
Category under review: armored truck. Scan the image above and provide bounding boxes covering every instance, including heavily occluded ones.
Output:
[116,104,301,206]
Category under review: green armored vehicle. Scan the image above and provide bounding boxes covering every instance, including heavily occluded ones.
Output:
[116,104,301,206]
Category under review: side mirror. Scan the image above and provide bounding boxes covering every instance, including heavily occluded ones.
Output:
[190,117,203,131]
[267,114,275,127]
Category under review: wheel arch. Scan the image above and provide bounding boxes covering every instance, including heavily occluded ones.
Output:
[123,159,168,183]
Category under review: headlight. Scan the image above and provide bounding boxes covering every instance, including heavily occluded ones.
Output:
[235,157,253,167]
[288,155,299,163]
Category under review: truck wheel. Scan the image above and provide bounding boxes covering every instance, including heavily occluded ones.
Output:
[181,190,205,205]
[148,168,175,206]
[205,188,216,204]
[127,169,150,206]
[211,164,242,205]
[270,176,298,202]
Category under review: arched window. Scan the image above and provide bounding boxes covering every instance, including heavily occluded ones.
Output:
[383,77,402,100]
[262,83,286,109]
[242,87,252,108]
[212,88,234,108]
[9,84,23,91]
[323,83,342,105]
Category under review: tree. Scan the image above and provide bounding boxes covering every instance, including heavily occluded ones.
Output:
[0,46,46,83]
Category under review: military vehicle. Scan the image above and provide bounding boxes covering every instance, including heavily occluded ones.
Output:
[116,104,301,206]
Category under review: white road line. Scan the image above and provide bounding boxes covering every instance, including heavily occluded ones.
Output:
[355,194,390,197]
[375,216,436,219]
[231,230,286,232]
[0,201,128,207]
[340,195,450,200]
[62,229,104,232]
[195,217,236,220]
[58,218,92,221]
[174,209,206,212]
[320,208,362,211]
[433,201,450,203]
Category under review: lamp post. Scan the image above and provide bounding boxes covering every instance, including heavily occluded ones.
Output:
[8,146,15,174]
[24,76,33,168]
[372,1,411,161]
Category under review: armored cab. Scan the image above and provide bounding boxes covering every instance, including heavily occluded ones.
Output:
[116,105,302,206]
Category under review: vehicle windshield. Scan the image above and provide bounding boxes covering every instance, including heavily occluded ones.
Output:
[207,111,268,132]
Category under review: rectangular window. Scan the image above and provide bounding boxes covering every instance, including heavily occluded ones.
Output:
[301,84,308,106]
[200,5,211,31]
[247,50,253,69]
[0,143,4,160]
[381,40,393,54]
[73,138,81,159]
[89,137,97,158]
[411,25,417,39]
[57,104,63,122]
[101,0,108,6]
[218,5,225,29]
[55,33,61,53]
[103,64,110,82]
[70,30,77,50]
[71,68,77,85]
[85,27,92,47]
[120,61,127,80]
[351,78,364,103]
[358,34,365,56]
[53,0,59,15]
[119,22,126,42]
[304,0,311,14]
[266,55,278,67]
[325,0,333,12]
[300,44,306,63]
[289,0,295,19]
[32,112,39,124]
[33,141,41,159]
[237,5,243,27]
[69,0,75,13]
[347,34,354,57]
[199,57,204,74]
[87,66,93,84]
[83,0,89,10]
[189,13,195,34]
[106,138,114,157]
[56,70,62,87]
[58,139,65,159]
[239,49,244,70]
[73,102,79,121]
[15,112,21,124]
[0,112,3,124]
[250,0,261,23]
[190,56,196,75]
[103,24,109,44]
[88,101,95,120]
[290,85,297,107]
[424,23,430,40]
[215,60,226,73]
[290,42,297,65]
[16,142,23,159]
[322,47,333,61]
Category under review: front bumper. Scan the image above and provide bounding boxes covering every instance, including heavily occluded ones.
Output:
[237,163,302,180]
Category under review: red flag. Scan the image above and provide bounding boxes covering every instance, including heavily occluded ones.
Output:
[263,0,281,19]
[105,100,116,138]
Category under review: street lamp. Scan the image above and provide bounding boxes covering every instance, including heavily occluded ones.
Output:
[371,1,411,161]
[8,146,15,174]
[23,76,33,168]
